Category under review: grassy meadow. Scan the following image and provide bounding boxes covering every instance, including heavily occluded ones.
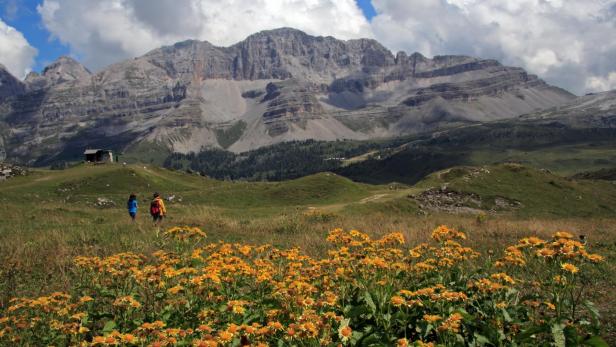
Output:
[1,163,616,345]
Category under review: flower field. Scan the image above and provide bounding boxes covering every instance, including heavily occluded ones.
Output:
[0,225,609,346]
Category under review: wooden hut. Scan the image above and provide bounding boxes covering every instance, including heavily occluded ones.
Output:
[84,149,114,163]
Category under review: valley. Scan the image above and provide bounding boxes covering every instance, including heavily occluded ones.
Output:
[1,164,616,345]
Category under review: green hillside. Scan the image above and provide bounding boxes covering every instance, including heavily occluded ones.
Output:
[3,162,616,221]
[413,164,616,217]
[338,126,616,185]
[3,162,616,344]
[0,163,375,209]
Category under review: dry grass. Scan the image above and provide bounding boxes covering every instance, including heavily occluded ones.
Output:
[1,201,616,343]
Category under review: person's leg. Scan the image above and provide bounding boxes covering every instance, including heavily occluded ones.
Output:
[153,214,162,226]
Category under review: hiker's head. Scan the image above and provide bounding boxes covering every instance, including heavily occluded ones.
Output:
[153,192,160,198]
[129,193,136,200]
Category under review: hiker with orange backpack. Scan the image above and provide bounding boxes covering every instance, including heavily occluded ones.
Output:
[150,192,167,225]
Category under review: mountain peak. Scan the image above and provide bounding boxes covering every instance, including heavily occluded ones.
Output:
[251,27,310,37]
[41,55,91,85]
[43,56,90,73]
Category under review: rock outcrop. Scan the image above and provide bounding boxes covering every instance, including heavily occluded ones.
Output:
[25,56,92,90]
[0,65,25,100]
[0,27,576,165]
[0,162,27,181]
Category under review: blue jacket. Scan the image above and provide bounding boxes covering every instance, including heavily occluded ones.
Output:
[127,199,138,213]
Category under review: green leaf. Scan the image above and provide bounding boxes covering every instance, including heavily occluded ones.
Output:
[584,300,602,326]
[516,325,547,342]
[242,312,260,324]
[347,304,371,319]
[563,325,579,345]
[102,320,116,333]
[583,336,609,347]
[351,331,364,344]
[473,333,491,346]
[364,291,377,314]
[358,333,383,346]
[453,308,473,321]
[551,323,566,347]
[501,308,512,323]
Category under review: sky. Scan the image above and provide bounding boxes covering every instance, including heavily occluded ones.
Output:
[0,0,615,95]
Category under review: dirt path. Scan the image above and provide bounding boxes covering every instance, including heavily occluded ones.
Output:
[359,194,388,204]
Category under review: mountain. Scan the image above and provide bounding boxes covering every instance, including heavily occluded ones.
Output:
[162,90,616,183]
[336,90,616,184]
[24,56,92,90]
[0,27,575,165]
[0,65,25,100]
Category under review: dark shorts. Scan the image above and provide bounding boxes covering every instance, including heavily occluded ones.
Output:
[152,213,163,222]
[129,211,136,219]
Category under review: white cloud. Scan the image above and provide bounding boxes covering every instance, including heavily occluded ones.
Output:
[0,18,37,79]
[37,0,372,71]
[586,72,616,92]
[370,0,616,95]
[35,0,616,94]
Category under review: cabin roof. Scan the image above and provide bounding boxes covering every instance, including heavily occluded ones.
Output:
[84,149,101,155]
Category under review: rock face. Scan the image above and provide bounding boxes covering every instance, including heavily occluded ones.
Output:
[0,27,575,165]
[25,56,92,90]
[519,90,616,128]
[0,65,25,100]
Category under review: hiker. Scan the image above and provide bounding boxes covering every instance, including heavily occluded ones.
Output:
[127,193,138,222]
[150,192,167,225]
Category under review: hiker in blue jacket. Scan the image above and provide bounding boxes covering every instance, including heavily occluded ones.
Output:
[127,193,138,222]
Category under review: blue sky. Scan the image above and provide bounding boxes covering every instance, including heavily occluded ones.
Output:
[1,0,377,73]
[356,0,377,20]
[1,0,69,72]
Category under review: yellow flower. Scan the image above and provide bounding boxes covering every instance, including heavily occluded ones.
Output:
[544,302,556,310]
[438,313,464,333]
[561,263,579,274]
[339,325,352,341]
[554,231,574,239]
[167,285,184,295]
[491,273,515,284]
[217,330,234,343]
[537,248,556,258]
[397,338,409,347]
[431,225,467,242]
[391,295,406,307]
[79,296,94,304]
[585,254,604,263]
[92,336,106,345]
[268,321,284,331]
[423,314,442,323]
[194,339,218,347]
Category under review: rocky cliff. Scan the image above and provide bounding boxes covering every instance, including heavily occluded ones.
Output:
[0,27,575,165]
[0,65,25,100]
